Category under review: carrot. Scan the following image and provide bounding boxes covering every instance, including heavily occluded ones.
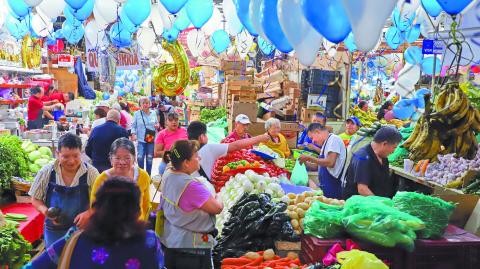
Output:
[222,257,252,265]
[420,159,430,176]
[246,257,264,266]
[414,160,424,173]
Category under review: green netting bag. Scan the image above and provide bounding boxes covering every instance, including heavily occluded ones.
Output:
[206,117,227,144]
[388,146,408,162]
[393,192,456,239]
[303,201,344,238]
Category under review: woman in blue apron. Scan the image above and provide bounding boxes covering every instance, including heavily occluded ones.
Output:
[44,168,90,247]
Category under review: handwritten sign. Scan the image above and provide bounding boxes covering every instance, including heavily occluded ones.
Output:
[85,40,141,72]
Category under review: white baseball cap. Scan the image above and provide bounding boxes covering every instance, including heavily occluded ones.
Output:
[96,101,110,108]
[235,114,251,124]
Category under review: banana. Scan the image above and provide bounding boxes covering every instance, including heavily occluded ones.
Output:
[447,109,475,136]
[472,109,480,132]
[458,132,472,157]
[449,96,469,122]
[431,89,464,118]
[434,89,449,111]
[403,118,424,149]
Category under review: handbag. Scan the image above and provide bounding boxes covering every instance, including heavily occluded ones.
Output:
[140,111,156,143]
[57,231,82,268]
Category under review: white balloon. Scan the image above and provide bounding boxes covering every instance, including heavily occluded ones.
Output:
[223,0,243,36]
[187,29,205,58]
[203,6,222,36]
[394,63,420,97]
[327,47,337,58]
[37,0,65,20]
[85,20,99,45]
[158,2,174,30]
[249,0,270,43]
[323,39,335,52]
[148,3,165,34]
[137,27,156,55]
[235,30,253,59]
[93,7,110,30]
[24,0,43,7]
[278,0,323,66]
[31,13,53,37]
[94,0,119,24]
[114,0,127,3]
[342,0,396,52]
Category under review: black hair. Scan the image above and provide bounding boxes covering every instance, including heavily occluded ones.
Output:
[314,112,326,119]
[57,133,82,151]
[119,102,130,113]
[67,92,75,101]
[377,101,394,120]
[373,126,402,144]
[30,86,42,95]
[307,122,327,133]
[48,85,55,91]
[167,111,179,120]
[94,107,107,118]
[358,101,367,109]
[164,140,199,170]
[110,138,136,158]
[84,177,145,245]
[187,121,207,140]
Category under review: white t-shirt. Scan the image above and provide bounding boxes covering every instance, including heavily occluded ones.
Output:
[321,134,347,179]
[195,143,229,179]
[91,118,106,130]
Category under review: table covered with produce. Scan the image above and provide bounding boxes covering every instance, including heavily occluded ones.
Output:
[0,203,44,244]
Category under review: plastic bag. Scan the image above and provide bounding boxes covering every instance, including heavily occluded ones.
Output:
[291,160,308,186]
[393,191,455,239]
[207,117,227,143]
[337,250,388,269]
[303,201,344,239]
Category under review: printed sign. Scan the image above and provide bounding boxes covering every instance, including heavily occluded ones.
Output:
[57,54,74,67]
[86,40,141,71]
[422,39,444,55]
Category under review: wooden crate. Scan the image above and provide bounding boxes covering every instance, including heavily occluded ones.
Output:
[301,107,322,122]
[221,60,246,71]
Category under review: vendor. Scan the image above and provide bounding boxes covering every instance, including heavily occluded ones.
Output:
[28,133,99,247]
[377,101,394,121]
[298,112,327,154]
[49,91,75,106]
[358,100,369,111]
[27,86,61,130]
[261,118,291,158]
[339,116,362,146]
[299,123,346,199]
[221,114,252,143]
[342,127,402,199]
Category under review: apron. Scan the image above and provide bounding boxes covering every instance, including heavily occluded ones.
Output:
[45,167,90,231]
[318,134,344,199]
[27,108,45,130]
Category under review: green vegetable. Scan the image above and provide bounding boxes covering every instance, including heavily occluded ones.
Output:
[0,224,32,268]
[200,107,227,124]
[0,136,31,191]
[34,158,50,167]
[28,151,42,162]
[38,146,52,157]
[29,164,41,174]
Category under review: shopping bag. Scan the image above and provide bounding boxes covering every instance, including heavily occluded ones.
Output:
[291,160,308,186]
[337,249,388,269]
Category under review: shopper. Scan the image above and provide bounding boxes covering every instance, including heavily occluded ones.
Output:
[132,96,159,175]
[86,110,129,173]
[28,133,99,247]
[119,101,133,133]
[157,100,174,130]
[90,138,152,221]
[187,121,269,181]
[154,112,188,175]
[221,114,252,143]
[27,86,61,130]
[358,100,369,112]
[339,116,362,146]
[297,112,327,154]
[112,103,128,129]
[160,140,223,269]
[343,127,402,199]
[26,177,164,269]
[90,101,110,130]
[377,101,394,121]
[298,123,347,199]
[261,118,291,158]
[49,91,75,106]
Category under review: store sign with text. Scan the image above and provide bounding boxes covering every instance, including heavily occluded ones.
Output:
[57,54,74,67]
[85,41,141,72]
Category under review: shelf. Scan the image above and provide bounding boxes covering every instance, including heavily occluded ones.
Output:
[0,84,33,89]
[0,66,43,74]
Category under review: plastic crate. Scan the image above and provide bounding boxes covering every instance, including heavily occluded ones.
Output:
[301,70,340,86]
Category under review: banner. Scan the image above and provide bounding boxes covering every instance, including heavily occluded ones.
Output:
[86,40,141,72]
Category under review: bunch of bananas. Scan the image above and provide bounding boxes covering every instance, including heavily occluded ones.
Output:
[403,82,480,161]
[373,86,384,106]
[351,106,378,127]
[388,119,407,128]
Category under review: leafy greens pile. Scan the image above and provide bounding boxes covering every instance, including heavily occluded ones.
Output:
[0,223,32,268]
[0,135,30,191]
[200,107,227,124]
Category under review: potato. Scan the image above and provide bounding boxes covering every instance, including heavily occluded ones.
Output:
[291,219,299,229]
[288,211,299,220]
[245,252,260,260]
[304,191,315,197]
[287,252,299,260]
[304,197,314,204]
[300,219,304,230]
[287,205,296,211]
[294,229,302,235]
[296,208,305,218]
[287,193,296,199]
[295,194,305,204]
[315,196,325,202]
[297,202,309,210]
[264,249,275,261]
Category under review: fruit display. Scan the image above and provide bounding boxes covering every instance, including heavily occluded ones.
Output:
[403,83,480,161]
[351,106,378,127]
[222,160,262,173]
[220,249,306,269]
[425,152,480,188]
[22,140,54,174]
[284,159,295,172]
[460,81,480,109]
[388,118,408,128]
[285,192,344,235]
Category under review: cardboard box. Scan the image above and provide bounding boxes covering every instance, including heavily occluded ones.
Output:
[435,194,480,230]
[230,102,258,123]
[221,60,246,71]
[281,122,302,132]
[248,120,266,136]
[301,107,322,122]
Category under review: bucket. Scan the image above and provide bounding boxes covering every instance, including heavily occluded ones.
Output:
[53,110,65,121]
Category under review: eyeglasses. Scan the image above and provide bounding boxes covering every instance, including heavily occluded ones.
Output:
[111,157,133,163]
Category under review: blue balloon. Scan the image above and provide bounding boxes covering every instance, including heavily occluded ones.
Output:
[414,88,431,109]
[260,0,292,53]
[404,46,423,65]
[405,24,421,43]
[435,0,473,16]
[118,89,126,97]
[123,0,151,26]
[344,32,357,52]
[7,0,30,18]
[385,26,404,49]
[392,8,416,32]
[114,80,125,88]
[62,20,85,44]
[393,99,416,120]
[173,8,190,31]
[186,0,213,29]
[235,0,257,36]
[210,30,231,54]
[301,0,351,43]
[69,0,94,21]
[162,27,179,42]
[160,0,188,14]
[421,0,443,17]
[109,22,132,48]
[65,0,88,10]
[6,14,29,39]
[102,92,110,100]
[54,29,64,39]
[63,6,75,23]
[47,37,57,45]
[258,36,275,55]
[421,56,442,75]
[119,11,140,33]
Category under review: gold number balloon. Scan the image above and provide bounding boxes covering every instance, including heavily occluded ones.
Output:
[153,40,190,97]
[21,35,42,69]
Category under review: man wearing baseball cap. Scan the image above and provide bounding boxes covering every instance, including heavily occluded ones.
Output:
[221,114,252,143]
[339,116,362,146]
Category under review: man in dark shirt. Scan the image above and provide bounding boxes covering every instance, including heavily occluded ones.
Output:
[343,126,402,199]
[86,110,128,173]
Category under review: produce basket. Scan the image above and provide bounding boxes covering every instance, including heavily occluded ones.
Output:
[11,178,31,193]
[292,149,318,159]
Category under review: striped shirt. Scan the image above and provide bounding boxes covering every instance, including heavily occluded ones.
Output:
[28,160,99,202]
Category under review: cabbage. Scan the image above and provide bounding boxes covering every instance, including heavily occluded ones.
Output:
[34,158,50,167]
[28,151,42,162]
[25,144,38,153]
[38,147,52,157]
[29,164,40,173]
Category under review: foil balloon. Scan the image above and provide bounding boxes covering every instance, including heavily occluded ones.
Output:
[152,40,191,97]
